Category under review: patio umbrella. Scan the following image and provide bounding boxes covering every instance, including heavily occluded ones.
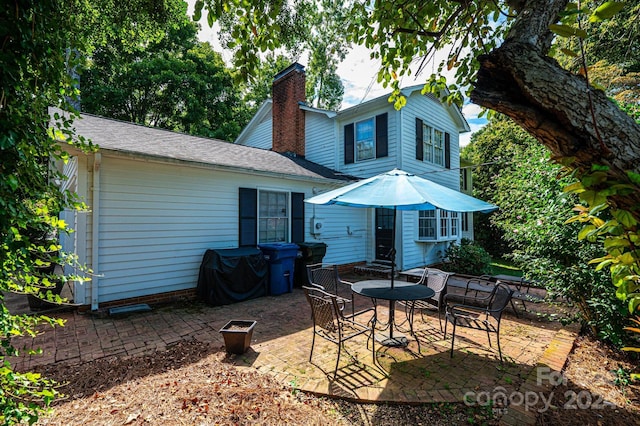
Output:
[304,169,498,288]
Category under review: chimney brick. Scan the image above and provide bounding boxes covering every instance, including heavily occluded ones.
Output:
[272,63,306,157]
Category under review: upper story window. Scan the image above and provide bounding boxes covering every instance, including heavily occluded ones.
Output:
[355,118,375,161]
[344,113,388,164]
[433,129,444,166]
[415,118,451,169]
[418,209,459,241]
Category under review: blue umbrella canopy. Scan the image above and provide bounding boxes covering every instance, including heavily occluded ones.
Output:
[305,169,498,212]
[305,169,497,288]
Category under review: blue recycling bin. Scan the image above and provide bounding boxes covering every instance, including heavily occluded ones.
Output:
[258,243,299,295]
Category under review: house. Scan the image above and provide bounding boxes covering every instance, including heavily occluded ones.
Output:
[56,62,472,309]
[236,63,472,273]
[55,110,356,310]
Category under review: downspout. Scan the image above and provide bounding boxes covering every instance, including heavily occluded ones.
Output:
[91,152,101,311]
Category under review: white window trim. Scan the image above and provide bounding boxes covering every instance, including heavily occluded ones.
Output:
[257,189,291,243]
[422,122,445,167]
[417,209,460,242]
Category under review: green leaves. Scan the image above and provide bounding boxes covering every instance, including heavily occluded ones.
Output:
[589,1,626,22]
[549,24,588,39]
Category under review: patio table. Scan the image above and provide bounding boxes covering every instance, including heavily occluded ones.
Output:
[352,279,434,348]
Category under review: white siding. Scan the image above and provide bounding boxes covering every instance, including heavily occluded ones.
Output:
[399,92,461,189]
[399,211,452,270]
[305,203,368,265]
[239,116,272,150]
[96,157,238,302]
[80,155,368,304]
[397,92,465,269]
[337,104,398,178]
[304,112,336,169]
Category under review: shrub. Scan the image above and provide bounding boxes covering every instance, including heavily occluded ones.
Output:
[444,239,492,275]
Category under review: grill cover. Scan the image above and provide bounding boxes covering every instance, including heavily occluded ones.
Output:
[197,247,268,306]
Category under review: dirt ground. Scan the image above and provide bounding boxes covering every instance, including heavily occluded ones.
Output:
[32,330,639,425]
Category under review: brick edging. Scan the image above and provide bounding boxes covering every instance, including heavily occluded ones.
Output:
[499,325,580,426]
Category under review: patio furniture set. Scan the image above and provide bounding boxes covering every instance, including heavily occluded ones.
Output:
[303,263,517,378]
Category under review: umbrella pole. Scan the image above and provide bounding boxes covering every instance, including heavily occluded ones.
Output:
[391,207,396,290]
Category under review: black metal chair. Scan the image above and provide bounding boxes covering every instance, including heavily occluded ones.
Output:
[444,281,514,362]
[306,263,355,316]
[302,286,375,379]
[399,267,451,331]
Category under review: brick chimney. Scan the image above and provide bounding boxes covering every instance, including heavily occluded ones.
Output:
[272,63,306,157]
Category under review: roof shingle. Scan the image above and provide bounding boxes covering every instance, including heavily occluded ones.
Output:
[54,109,354,182]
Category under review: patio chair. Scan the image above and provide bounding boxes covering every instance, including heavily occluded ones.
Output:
[302,286,375,379]
[399,268,451,331]
[480,275,525,317]
[443,281,514,362]
[306,263,355,316]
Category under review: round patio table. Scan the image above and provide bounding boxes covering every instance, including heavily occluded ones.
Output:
[352,280,435,347]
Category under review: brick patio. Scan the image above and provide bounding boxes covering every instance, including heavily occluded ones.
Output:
[8,280,578,425]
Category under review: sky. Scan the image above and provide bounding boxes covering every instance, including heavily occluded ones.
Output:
[188,3,487,146]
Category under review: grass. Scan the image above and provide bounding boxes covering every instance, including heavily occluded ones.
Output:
[488,258,522,277]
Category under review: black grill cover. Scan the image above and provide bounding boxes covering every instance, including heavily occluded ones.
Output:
[197,247,268,306]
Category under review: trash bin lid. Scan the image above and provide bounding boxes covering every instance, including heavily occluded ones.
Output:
[258,243,300,251]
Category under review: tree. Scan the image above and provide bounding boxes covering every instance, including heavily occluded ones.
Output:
[1,1,178,422]
[210,0,347,111]
[195,0,640,313]
[81,0,244,141]
[466,116,629,345]
[1,2,87,423]
[235,53,292,122]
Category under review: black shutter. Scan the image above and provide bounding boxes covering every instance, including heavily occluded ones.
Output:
[291,192,305,243]
[239,188,257,247]
[375,113,388,158]
[415,118,423,161]
[344,123,354,164]
[445,132,451,169]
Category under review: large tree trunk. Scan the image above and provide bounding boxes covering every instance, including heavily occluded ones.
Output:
[471,0,640,215]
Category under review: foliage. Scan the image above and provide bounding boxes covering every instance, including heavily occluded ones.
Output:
[467,117,630,345]
[461,116,536,257]
[81,0,244,141]
[443,239,492,276]
[235,54,291,121]
[565,164,640,317]
[0,1,93,422]
[211,0,346,111]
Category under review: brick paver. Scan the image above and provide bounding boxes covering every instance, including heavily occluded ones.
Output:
[7,284,578,423]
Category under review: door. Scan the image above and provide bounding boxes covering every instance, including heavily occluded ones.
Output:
[375,208,394,261]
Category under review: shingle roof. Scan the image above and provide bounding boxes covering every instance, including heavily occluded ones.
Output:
[55,109,354,182]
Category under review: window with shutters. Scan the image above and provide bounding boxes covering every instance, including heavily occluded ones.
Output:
[355,118,375,161]
[259,190,289,243]
[344,113,388,164]
[239,188,304,246]
[418,209,460,241]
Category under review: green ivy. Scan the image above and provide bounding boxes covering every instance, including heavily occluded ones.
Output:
[1,2,91,423]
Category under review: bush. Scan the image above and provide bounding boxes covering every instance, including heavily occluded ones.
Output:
[443,239,492,275]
